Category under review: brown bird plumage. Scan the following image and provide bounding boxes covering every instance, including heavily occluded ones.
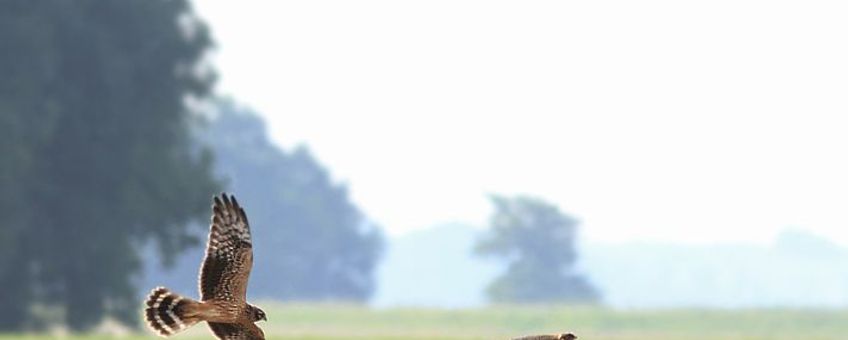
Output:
[145,193,266,340]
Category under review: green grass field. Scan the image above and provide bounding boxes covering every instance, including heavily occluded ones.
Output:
[2,304,847,340]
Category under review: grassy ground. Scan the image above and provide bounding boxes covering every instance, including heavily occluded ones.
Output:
[2,304,847,339]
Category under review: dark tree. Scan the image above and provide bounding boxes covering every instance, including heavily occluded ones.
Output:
[475,195,600,304]
[145,100,384,301]
[0,0,219,331]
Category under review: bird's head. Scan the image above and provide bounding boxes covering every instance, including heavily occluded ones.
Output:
[249,304,267,322]
[559,334,577,340]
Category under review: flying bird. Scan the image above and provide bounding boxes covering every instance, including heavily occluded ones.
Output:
[145,193,266,339]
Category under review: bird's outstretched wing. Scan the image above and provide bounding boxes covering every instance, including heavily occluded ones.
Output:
[199,193,254,303]
[208,322,265,340]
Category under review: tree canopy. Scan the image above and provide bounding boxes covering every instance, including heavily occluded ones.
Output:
[475,195,600,304]
[0,0,219,331]
[144,100,385,302]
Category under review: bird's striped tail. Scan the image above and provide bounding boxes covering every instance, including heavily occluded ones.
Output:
[144,287,200,337]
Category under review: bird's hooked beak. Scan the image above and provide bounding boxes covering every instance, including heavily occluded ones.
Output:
[261,314,267,322]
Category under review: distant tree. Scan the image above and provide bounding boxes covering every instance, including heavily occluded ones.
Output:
[0,0,219,331]
[475,196,600,304]
[145,100,385,301]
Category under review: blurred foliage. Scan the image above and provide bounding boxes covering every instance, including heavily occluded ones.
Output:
[145,99,384,301]
[0,0,219,331]
[204,101,385,301]
[476,196,599,304]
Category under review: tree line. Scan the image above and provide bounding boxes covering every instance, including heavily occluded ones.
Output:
[0,0,382,331]
[0,0,598,332]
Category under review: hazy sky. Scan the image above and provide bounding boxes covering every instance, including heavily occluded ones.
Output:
[192,0,848,245]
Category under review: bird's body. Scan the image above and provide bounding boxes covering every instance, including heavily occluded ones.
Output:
[145,193,266,339]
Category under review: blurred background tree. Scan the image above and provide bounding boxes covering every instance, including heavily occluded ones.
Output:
[0,0,219,331]
[475,196,600,304]
[144,100,384,302]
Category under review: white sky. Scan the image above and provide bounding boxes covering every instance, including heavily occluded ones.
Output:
[191,0,848,245]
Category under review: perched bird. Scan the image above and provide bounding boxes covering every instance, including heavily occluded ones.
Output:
[145,193,266,339]
[512,333,577,340]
